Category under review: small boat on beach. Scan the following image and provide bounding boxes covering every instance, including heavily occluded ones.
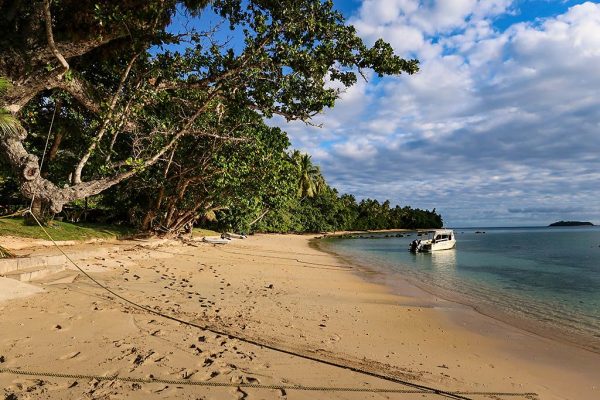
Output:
[409,229,456,253]
[222,232,247,239]
[202,236,231,244]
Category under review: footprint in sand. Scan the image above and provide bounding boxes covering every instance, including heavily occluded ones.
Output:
[236,387,248,399]
[329,334,341,342]
[244,376,260,384]
[180,369,197,379]
[198,370,220,381]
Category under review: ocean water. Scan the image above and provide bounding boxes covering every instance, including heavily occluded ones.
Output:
[323,227,600,350]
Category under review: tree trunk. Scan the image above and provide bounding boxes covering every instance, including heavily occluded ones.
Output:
[0,127,139,214]
[24,197,53,226]
[46,127,63,164]
[141,187,164,231]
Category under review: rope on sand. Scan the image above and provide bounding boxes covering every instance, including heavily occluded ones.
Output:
[0,367,538,398]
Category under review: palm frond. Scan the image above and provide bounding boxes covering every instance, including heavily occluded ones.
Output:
[0,245,15,259]
[0,108,24,136]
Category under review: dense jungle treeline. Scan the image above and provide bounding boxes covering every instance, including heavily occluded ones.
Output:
[0,0,441,235]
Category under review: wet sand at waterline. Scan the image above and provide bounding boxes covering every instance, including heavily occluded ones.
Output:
[0,234,598,399]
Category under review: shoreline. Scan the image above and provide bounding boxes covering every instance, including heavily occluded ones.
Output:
[0,234,598,399]
[315,236,600,355]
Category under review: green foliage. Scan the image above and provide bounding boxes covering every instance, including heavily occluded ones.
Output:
[223,152,443,233]
[253,187,443,234]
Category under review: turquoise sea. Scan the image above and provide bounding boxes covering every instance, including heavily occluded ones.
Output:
[322,226,600,351]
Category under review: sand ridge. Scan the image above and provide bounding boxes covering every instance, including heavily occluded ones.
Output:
[0,234,598,399]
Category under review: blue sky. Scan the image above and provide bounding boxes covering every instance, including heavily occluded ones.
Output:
[273,0,600,227]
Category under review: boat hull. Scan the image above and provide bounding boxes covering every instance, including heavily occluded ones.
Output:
[430,239,456,251]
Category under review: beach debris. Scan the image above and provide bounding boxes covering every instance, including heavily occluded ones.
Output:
[207,371,220,379]
[54,324,62,330]
[266,284,274,289]
[437,364,449,369]
[329,334,341,342]
[0,355,5,363]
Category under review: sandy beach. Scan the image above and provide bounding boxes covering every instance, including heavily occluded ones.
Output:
[0,234,598,399]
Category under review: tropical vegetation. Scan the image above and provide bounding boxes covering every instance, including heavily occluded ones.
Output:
[0,0,442,235]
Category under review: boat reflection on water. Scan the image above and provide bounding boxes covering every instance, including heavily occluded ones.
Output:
[430,248,457,271]
[410,248,457,273]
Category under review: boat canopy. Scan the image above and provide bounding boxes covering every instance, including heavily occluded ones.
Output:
[432,230,454,242]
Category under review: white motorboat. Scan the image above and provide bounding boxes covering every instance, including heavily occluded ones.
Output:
[409,229,456,252]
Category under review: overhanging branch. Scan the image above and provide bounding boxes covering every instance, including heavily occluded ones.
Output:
[43,0,69,78]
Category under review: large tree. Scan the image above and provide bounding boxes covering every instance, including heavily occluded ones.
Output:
[0,0,418,218]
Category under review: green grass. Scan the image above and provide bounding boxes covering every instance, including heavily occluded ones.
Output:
[192,227,220,237]
[0,217,135,241]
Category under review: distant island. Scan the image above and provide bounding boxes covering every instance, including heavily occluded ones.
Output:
[548,221,594,227]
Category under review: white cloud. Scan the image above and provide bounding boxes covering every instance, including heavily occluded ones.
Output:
[274,1,600,226]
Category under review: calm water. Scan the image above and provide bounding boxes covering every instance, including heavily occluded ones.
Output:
[323,227,600,348]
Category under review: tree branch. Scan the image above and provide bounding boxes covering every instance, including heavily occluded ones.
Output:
[3,31,129,113]
[55,76,102,114]
[188,131,250,142]
[72,52,141,184]
[43,0,69,78]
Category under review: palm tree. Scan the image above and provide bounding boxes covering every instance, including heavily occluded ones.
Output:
[290,151,324,199]
[0,77,23,136]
